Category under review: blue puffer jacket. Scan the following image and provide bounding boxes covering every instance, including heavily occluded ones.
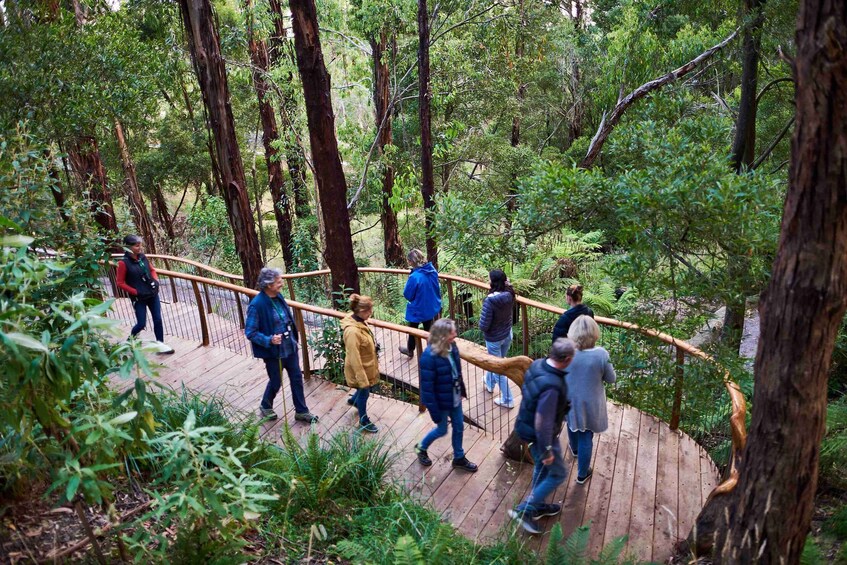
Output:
[403,263,442,323]
[479,291,514,342]
[420,344,467,422]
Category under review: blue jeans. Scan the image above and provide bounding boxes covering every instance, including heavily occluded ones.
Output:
[484,332,513,403]
[350,386,372,422]
[516,440,567,513]
[261,355,308,414]
[567,427,595,478]
[420,403,466,459]
[131,295,164,342]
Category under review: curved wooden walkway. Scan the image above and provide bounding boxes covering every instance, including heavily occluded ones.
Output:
[119,311,718,562]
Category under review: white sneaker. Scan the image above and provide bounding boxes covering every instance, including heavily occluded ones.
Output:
[494,398,515,409]
[154,341,175,354]
[483,378,494,394]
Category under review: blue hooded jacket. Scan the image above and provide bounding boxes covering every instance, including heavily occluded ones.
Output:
[403,262,442,323]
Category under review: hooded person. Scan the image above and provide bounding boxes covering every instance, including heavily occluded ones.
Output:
[399,249,442,358]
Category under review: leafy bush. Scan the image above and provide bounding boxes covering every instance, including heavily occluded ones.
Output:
[309,317,346,383]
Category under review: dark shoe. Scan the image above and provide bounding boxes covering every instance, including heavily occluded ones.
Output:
[507,508,542,535]
[347,395,355,406]
[259,407,278,420]
[570,449,578,458]
[452,457,478,473]
[398,346,413,358]
[359,417,379,433]
[576,468,593,484]
[416,444,432,466]
[535,503,562,518]
[294,412,319,423]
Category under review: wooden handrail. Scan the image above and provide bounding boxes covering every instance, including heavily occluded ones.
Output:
[105,260,746,501]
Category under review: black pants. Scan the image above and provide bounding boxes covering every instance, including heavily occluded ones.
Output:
[406,319,433,352]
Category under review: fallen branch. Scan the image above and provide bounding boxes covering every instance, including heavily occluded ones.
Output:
[580,29,739,169]
[40,499,154,563]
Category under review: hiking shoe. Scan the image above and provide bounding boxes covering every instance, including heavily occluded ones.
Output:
[359,417,379,433]
[576,468,593,484]
[259,407,278,420]
[508,508,542,535]
[398,346,414,358]
[416,444,432,466]
[154,341,175,354]
[494,398,515,409]
[483,378,494,394]
[452,457,478,473]
[570,448,578,458]
[294,412,319,424]
[535,503,562,518]
[347,395,355,406]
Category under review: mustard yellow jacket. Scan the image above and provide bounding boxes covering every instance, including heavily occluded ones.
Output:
[341,315,380,388]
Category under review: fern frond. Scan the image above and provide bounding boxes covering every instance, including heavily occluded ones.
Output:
[393,535,425,565]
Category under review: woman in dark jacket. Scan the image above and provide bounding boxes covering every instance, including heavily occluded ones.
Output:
[479,269,516,408]
[551,284,594,343]
[415,319,477,472]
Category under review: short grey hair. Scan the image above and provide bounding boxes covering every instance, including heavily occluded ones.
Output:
[549,338,576,362]
[257,267,283,290]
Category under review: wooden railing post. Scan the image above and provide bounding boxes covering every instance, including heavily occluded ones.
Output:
[670,346,685,430]
[234,291,245,329]
[163,258,178,302]
[203,282,212,314]
[521,303,529,356]
[294,306,311,378]
[190,279,210,346]
[446,279,455,320]
[414,335,425,412]
[287,279,297,302]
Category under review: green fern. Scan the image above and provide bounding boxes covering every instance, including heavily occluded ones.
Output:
[560,523,591,563]
[393,535,425,565]
[594,534,628,564]
[544,523,567,563]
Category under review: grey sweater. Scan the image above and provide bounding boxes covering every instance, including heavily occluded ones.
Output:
[566,347,616,432]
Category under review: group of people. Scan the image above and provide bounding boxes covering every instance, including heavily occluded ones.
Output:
[125,235,614,535]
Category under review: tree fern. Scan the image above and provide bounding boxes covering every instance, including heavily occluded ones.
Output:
[393,535,425,565]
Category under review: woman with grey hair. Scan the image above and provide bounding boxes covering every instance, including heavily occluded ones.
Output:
[566,315,616,484]
[399,249,442,358]
[415,319,478,472]
[245,267,318,423]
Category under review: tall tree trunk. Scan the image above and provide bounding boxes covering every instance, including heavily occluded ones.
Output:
[418,0,438,268]
[372,33,405,267]
[245,0,294,270]
[289,0,359,296]
[692,1,847,561]
[152,183,175,240]
[178,0,263,287]
[114,120,158,254]
[67,135,118,238]
[721,0,766,351]
[505,0,526,228]
[267,0,311,220]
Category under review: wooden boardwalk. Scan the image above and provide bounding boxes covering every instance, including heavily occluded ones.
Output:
[123,326,718,562]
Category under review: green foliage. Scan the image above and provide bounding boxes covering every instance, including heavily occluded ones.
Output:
[392,535,425,565]
[820,397,847,490]
[309,317,346,383]
[186,195,240,273]
[544,523,630,564]
[126,410,277,562]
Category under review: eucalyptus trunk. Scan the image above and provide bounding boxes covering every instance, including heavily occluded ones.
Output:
[245,0,294,270]
[267,0,311,220]
[692,1,847,561]
[289,0,359,297]
[417,0,437,268]
[67,135,118,238]
[114,120,158,254]
[372,33,404,267]
[178,0,263,287]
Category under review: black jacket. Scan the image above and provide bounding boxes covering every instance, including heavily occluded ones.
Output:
[551,303,594,343]
[514,359,569,446]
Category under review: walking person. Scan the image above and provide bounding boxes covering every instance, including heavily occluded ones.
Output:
[416,319,478,472]
[399,249,441,358]
[245,267,318,424]
[566,315,617,485]
[341,294,380,433]
[116,234,173,353]
[508,338,576,534]
[479,269,516,407]
[551,284,594,343]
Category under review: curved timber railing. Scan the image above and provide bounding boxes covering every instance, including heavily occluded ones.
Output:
[104,256,746,501]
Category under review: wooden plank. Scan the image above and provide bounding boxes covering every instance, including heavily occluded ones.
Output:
[600,406,640,552]
[580,402,624,555]
[700,445,718,507]
[626,411,660,561]
[477,455,536,542]
[432,437,506,526]
[653,424,680,559]
[677,434,702,544]
[455,455,525,541]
